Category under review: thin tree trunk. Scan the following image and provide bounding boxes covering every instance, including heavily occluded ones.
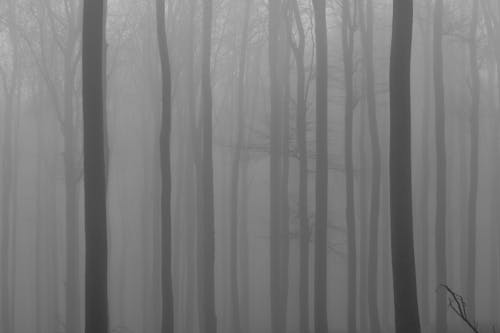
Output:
[200,0,217,331]
[156,0,174,332]
[341,0,357,330]
[312,0,328,332]
[417,0,432,327]
[466,0,480,320]
[289,1,309,331]
[359,0,382,330]
[229,1,251,331]
[269,0,284,332]
[433,0,448,330]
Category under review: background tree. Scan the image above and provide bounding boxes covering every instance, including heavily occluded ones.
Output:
[312,0,328,332]
[155,0,174,332]
[433,0,448,329]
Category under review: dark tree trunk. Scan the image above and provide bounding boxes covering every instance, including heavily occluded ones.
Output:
[82,0,109,332]
[433,0,448,330]
[312,0,328,332]
[389,0,421,331]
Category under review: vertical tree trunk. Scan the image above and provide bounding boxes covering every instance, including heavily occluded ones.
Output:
[229,1,251,331]
[417,0,432,327]
[433,0,448,330]
[156,0,174,332]
[389,0,421,331]
[466,0,480,320]
[359,0,382,330]
[289,1,309,331]
[312,0,328,332]
[200,0,217,331]
[281,42,291,333]
[269,1,284,332]
[1,1,18,331]
[82,0,109,332]
[341,0,357,331]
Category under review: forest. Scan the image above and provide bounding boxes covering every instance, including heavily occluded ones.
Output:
[0,0,498,332]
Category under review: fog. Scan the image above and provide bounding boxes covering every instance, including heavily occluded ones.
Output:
[0,0,498,332]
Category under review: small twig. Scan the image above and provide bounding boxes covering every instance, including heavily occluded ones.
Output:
[441,284,479,333]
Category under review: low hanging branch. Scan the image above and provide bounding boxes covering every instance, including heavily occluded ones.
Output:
[440,284,479,333]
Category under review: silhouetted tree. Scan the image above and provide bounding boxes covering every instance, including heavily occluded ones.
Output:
[82,0,109,332]
[389,0,421,331]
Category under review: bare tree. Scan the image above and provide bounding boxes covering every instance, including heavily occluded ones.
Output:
[389,0,421,331]
[82,0,109,332]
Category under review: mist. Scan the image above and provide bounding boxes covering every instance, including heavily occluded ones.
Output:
[0,0,498,332]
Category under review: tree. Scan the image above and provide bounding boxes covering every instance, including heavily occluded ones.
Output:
[416,0,432,327]
[433,0,448,330]
[268,0,285,332]
[466,0,480,320]
[358,0,381,330]
[0,1,18,331]
[229,1,251,331]
[82,0,109,332]
[288,0,309,331]
[200,0,217,331]
[389,0,421,331]
[155,0,174,332]
[312,0,328,332]
[341,0,357,330]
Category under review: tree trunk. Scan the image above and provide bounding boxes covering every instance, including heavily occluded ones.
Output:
[229,1,251,331]
[289,1,309,331]
[389,0,421,331]
[200,0,217,331]
[466,0,479,320]
[341,0,357,331]
[359,0,382,330]
[269,1,285,332]
[433,0,448,330]
[312,0,328,332]
[82,0,109,331]
[1,2,18,331]
[417,0,432,327]
[156,0,174,332]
